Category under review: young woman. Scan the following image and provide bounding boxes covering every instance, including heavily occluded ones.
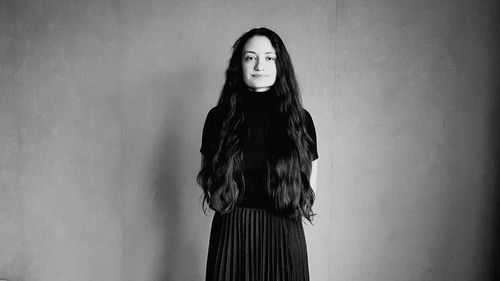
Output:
[197,27,318,281]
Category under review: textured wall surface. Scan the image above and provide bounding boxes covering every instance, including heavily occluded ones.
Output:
[332,1,499,280]
[0,0,498,281]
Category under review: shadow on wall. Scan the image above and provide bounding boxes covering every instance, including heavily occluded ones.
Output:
[492,82,500,279]
[149,66,206,280]
[489,86,500,280]
[490,23,500,280]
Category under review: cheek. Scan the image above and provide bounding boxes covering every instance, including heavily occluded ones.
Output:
[270,75,277,84]
[271,65,277,80]
[242,64,251,77]
[242,64,251,85]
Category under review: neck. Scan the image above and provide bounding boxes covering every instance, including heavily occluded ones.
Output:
[247,87,271,93]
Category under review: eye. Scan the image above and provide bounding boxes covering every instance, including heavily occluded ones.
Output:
[244,56,256,61]
[266,56,276,61]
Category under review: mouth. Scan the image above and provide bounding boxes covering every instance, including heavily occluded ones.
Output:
[251,74,269,78]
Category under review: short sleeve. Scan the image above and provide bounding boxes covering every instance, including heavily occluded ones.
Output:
[200,107,224,157]
[303,109,318,160]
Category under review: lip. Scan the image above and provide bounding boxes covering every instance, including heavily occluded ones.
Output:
[251,74,269,78]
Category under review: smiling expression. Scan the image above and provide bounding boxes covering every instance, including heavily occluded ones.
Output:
[241,35,277,92]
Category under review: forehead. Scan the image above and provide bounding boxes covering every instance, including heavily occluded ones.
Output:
[243,36,276,53]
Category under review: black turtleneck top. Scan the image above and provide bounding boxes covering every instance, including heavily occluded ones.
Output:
[200,89,318,209]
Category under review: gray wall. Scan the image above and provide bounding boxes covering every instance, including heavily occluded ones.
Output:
[333,1,499,280]
[0,0,498,281]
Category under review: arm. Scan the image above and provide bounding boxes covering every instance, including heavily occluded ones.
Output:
[302,109,318,193]
[310,159,318,193]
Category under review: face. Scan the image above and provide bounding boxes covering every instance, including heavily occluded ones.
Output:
[241,35,277,92]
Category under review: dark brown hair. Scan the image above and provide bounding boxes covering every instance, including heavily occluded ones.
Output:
[197,27,315,221]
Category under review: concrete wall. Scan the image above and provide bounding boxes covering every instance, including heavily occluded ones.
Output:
[332,1,499,280]
[0,0,498,281]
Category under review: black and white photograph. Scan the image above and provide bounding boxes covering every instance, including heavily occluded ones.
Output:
[0,1,499,280]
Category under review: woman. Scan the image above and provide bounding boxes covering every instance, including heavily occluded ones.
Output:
[197,27,318,281]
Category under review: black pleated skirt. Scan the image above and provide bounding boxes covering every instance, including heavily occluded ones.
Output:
[205,207,309,281]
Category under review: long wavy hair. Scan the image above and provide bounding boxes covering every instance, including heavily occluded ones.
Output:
[197,27,316,221]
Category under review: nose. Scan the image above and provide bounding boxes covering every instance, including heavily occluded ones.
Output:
[254,58,264,71]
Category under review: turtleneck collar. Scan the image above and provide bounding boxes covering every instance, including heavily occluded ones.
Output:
[242,87,274,108]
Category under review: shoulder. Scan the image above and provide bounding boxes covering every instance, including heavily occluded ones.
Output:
[205,105,226,123]
[301,108,317,137]
[302,108,312,117]
[207,105,224,118]
[301,108,315,124]
[202,105,227,134]
[200,106,226,155]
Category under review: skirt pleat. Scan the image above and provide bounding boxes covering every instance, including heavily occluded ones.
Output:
[206,207,309,281]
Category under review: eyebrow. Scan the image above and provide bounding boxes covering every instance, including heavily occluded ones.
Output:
[243,51,276,55]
